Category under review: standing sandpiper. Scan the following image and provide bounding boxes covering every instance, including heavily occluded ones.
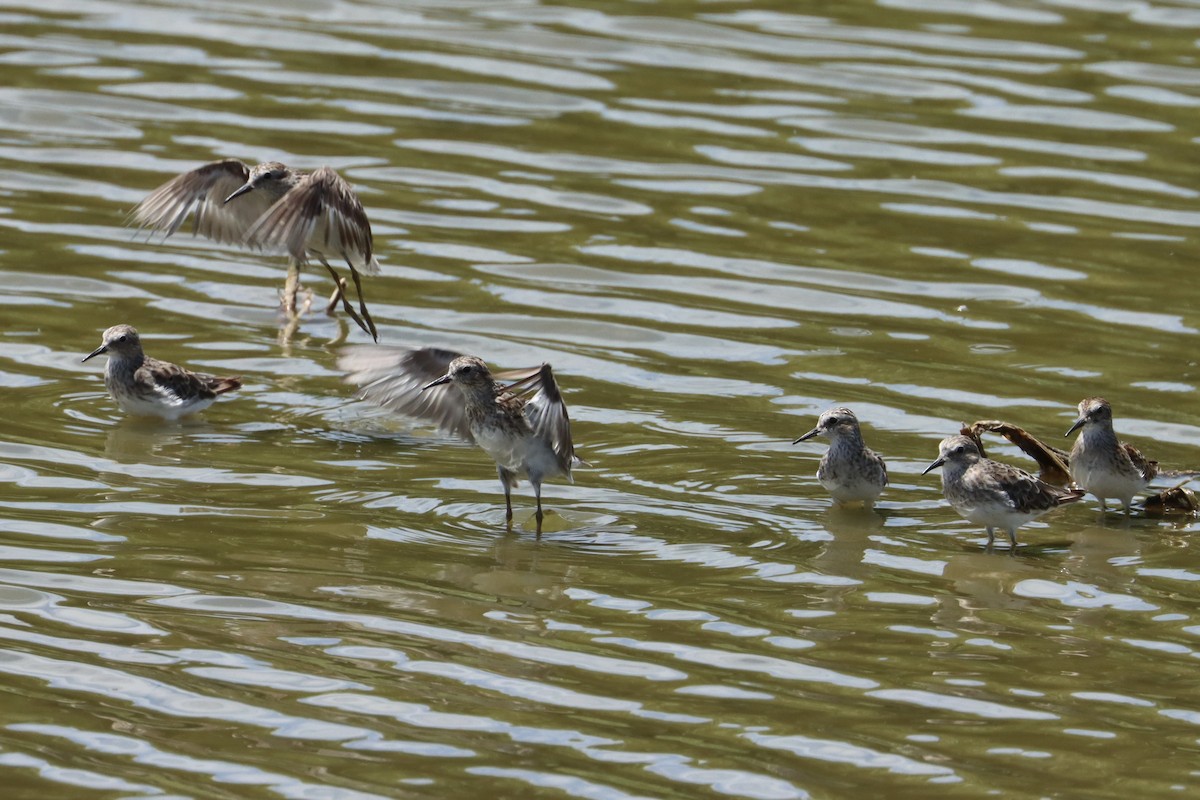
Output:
[792,407,887,508]
[923,435,1084,549]
[82,325,241,420]
[131,159,380,340]
[338,346,583,532]
[1065,397,1158,513]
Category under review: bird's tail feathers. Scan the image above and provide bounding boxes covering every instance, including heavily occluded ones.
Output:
[210,377,243,395]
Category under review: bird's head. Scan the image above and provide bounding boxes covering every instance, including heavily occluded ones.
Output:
[422,355,494,392]
[1066,396,1112,437]
[83,324,142,362]
[224,161,292,203]
[923,435,981,474]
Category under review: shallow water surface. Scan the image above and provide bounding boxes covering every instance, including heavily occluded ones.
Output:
[0,1,1199,798]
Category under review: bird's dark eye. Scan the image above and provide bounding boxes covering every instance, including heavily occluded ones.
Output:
[117,335,127,343]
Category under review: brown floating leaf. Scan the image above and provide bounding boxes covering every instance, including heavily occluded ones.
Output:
[960,420,1072,486]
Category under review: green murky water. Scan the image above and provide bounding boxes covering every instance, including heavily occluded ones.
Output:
[0,1,1198,798]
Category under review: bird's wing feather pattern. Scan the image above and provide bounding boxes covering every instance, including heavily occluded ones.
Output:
[246,166,378,273]
[510,363,578,476]
[1124,443,1159,483]
[338,346,472,442]
[206,376,242,396]
[871,450,889,486]
[136,356,219,404]
[130,160,270,245]
[971,460,1081,513]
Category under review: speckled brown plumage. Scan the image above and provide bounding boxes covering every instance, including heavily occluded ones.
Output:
[793,407,887,508]
[924,435,1084,549]
[1066,397,1157,513]
[82,325,241,420]
[130,159,379,340]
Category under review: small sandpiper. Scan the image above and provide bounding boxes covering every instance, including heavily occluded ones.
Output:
[792,407,887,508]
[131,159,380,340]
[1065,397,1158,513]
[923,435,1084,549]
[82,325,241,420]
[338,346,583,532]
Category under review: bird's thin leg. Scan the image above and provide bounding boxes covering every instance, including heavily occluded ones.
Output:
[344,261,378,343]
[316,257,371,338]
[534,481,544,539]
[498,466,514,529]
[282,257,302,318]
[985,527,995,550]
[279,285,313,345]
[1007,528,1018,549]
[324,277,348,315]
[279,312,301,346]
[316,257,346,310]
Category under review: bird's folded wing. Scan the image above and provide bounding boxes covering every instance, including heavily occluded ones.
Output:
[994,462,1070,512]
[130,160,267,245]
[136,358,217,403]
[512,363,579,473]
[338,346,472,441]
[246,166,379,274]
[1124,443,1159,483]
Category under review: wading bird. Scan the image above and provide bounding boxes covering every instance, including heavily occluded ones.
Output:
[339,346,583,533]
[82,324,241,420]
[131,159,380,340]
[924,435,1084,549]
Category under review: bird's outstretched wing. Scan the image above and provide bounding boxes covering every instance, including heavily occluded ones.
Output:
[505,363,580,478]
[338,346,472,441]
[130,160,271,245]
[245,166,379,274]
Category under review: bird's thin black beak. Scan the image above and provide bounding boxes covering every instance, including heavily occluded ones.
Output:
[1064,417,1086,437]
[421,374,452,391]
[82,344,107,363]
[792,427,820,445]
[224,182,255,204]
[922,457,946,475]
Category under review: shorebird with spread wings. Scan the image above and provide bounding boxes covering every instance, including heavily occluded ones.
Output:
[131,159,380,341]
[339,346,584,533]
